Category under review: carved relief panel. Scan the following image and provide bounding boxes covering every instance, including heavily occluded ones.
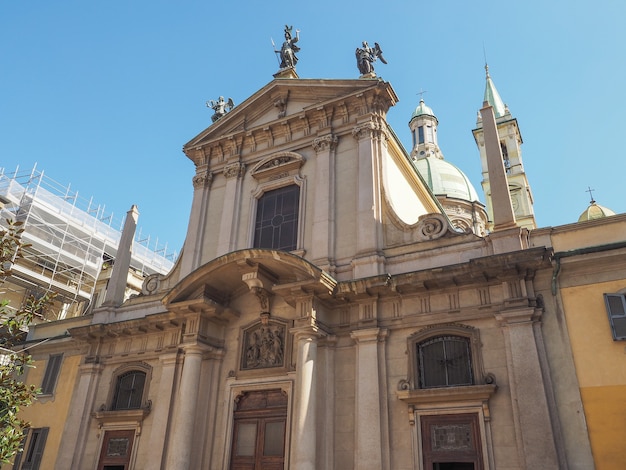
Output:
[240,318,291,374]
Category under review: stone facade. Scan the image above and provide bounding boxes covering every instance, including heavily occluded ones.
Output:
[15,77,605,470]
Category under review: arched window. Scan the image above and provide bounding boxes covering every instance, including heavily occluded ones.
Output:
[417,335,473,388]
[112,370,146,410]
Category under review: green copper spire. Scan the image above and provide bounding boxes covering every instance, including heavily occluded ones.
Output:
[483,64,506,118]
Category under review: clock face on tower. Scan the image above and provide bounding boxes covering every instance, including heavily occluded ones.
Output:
[511,193,520,213]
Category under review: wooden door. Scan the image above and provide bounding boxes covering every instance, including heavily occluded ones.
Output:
[421,413,483,470]
[97,429,135,470]
[230,389,287,470]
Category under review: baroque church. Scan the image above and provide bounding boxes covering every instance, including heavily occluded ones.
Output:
[13,30,626,470]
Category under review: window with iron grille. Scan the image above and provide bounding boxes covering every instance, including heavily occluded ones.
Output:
[417,336,473,388]
[604,294,626,340]
[253,185,300,251]
[112,370,146,410]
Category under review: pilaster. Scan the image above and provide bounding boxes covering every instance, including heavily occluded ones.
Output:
[180,168,213,277]
[145,352,178,469]
[56,361,104,470]
[311,133,338,273]
[216,161,245,256]
[350,327,388,470]
[351,121,387,278]
[496,307,560,469]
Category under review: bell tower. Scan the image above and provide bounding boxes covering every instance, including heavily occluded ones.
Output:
[472,65,536,230]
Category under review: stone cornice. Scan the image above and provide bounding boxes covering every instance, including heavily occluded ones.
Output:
[183,79,398,165]
[397,384,497,408]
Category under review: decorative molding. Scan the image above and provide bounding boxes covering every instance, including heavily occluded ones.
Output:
[397,384,496,407]
[141,274,161,295]
[223,162,246,179]
[312,134,338,153]
[415,214,449,241]
[250,152,304,181]
[192,169,213,189]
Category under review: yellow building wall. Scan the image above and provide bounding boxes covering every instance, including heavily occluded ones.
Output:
[561,280,626,470]
[16,354,81,470]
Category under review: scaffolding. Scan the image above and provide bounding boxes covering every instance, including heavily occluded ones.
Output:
[0,164,177,318]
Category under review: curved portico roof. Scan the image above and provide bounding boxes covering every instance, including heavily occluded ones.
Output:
[163,249,337,306]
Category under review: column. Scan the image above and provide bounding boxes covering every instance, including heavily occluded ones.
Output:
[351,328,386,470]
[290,327,320,470]
[165,345,204,470]
[55,362,103,469]
[497,307,559,469]
[311,134,338,271]
[179,168,213,277]
[145,352,178,469]
[216,162,245,256]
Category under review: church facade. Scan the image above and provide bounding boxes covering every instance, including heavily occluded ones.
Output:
[14,58,625,470]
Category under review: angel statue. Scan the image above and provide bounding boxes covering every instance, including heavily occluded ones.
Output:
[206,96,234,122]
[356,41,387,76]
[276,25,300,69]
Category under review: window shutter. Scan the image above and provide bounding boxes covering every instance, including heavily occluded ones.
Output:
[605,294,626,340]
[22,427,49,470]
[40,354,63,395]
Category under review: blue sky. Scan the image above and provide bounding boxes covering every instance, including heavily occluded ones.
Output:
[2,1,624,255]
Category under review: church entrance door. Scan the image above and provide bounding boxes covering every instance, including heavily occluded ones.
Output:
[230,389,287,470]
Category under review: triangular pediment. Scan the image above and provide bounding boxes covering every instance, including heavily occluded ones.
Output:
[183,78,398,163]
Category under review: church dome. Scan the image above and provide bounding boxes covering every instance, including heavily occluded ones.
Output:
[578,201,616,222]
[414,156,480,202]
[410,99,436,121]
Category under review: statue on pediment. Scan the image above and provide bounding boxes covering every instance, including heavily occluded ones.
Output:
[275,25,300,69]
[207,96,234,122]
[356,41,387,76]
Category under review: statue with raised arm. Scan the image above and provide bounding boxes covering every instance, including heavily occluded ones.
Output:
[206,96,234,122]
[276,25,300,69]
[356,41,387,76]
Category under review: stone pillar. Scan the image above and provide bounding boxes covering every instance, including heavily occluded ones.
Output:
[479,104,516,231]
[351,328,386,470]
[165,345,204,470]
[180,168,212,277]
[216,162,245,256]
[290,327,319,470]
[102,205,138,307]
[496,307,559,469]
[311,134,338,272]
[145,352,178,469]
[55,362,103,469]
[351,122,385,278]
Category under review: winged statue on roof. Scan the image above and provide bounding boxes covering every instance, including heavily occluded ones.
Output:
[356,41,387,76]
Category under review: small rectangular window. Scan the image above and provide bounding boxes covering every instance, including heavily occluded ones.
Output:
[604,294,626,340]
[418,126,425,144]
[40,354,63,395]
[20,427,49,470]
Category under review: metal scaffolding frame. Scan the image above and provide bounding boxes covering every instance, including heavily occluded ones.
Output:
[0,164,176,318]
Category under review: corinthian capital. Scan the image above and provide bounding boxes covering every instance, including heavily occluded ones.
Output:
[223,162,246,179]
[352,121,389,142]
[192,170,213,189]
[312,134,338,153]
